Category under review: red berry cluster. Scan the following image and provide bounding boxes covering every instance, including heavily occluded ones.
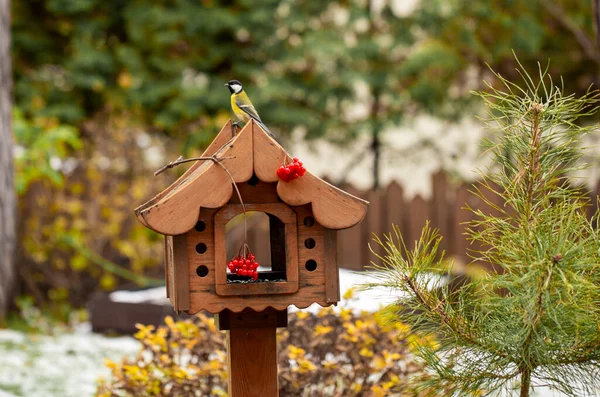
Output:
[228,252,259,280]
[276,157,306,182]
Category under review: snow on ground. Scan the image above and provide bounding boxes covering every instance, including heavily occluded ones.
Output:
[0,270,402,397]
[110,268,403,313]
[0,325,139,397]
[291,268,405,314]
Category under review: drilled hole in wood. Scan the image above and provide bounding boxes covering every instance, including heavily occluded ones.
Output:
[196,243,207,254]
[303,216,315,227]
[195,220,206,232]
[196,265,208,277]
[305,259,317,272]
[247,174,259,186]
[304,238,316,249]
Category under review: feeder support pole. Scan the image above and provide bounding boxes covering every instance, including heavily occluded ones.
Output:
[217,308,287,397]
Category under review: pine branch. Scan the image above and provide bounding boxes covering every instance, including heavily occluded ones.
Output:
[404,275,510,361]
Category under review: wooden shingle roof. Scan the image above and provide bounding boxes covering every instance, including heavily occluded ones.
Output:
[135,120,369,235]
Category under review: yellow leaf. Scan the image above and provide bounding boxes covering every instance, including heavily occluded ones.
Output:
[295,358,317,373]
[339,307,352,321]
[383,350,402,361]
[100,273,117,290]
[370,385,388,397]
[351,382,362,393]
[343,287,355,300]
[371,355,387,370]
[118,70,133,89]
[383,374,401,389]
[317,306,333,317]
[359,347,374,357]
[164,315,175,328]
[123,365,140,375]
[104,359,118,370]
[314,325,333,336]
[287,345,306,360]
[159,354,170,364]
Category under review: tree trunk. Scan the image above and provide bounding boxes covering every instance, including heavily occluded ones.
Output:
[371,93,381,190]
[519,367,531,397]
[0,0,15,320]
[372,127,380,190]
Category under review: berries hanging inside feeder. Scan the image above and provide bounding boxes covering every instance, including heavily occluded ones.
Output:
[228,250,259,280]
[277,157,306,182]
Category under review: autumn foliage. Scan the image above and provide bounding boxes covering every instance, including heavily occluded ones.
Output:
[96,300,434,396]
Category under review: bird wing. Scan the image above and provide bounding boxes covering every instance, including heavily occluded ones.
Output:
[235,94,263,123]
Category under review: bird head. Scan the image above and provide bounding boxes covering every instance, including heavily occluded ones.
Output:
[225,80,243,94]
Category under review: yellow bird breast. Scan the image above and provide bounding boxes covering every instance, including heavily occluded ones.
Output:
[231,94,250,123]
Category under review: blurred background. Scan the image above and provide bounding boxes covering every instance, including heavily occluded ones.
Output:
[1,0,600,395]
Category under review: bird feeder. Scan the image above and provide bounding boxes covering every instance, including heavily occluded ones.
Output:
[134,120,368,396]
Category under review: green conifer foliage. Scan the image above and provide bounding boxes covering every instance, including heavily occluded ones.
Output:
[367,63,600,396]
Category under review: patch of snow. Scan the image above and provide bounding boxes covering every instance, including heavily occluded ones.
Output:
[108,269,403,314]
[0,330,25,344]
[0,328,139,397]
[288,268,405,314]
[110,287,167,304]
[339,268,404,310]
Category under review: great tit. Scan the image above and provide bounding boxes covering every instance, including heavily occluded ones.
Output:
[225,80,274,138]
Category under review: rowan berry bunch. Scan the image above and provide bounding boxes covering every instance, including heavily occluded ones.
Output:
[228,252,259,280]
[277,157,306,182]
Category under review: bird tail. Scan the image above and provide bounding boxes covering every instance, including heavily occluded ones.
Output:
[255,119,275,139]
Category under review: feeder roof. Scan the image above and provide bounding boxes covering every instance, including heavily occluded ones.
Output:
[135,120,369,235]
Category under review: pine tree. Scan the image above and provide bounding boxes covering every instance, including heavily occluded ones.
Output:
[366,62,600,396]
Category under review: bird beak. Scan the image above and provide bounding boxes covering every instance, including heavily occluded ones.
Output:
[224,83,229,87]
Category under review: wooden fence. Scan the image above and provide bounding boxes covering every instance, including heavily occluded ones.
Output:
[228,171,600,271]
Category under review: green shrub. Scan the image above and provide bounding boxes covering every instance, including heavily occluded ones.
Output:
[15,110,170,309]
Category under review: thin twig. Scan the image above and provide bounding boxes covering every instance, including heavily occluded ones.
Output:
[154,153,248,247]
[594,0,600,52]
[214,161,247,244]
[543,1,600,65]
[153,155,234,176]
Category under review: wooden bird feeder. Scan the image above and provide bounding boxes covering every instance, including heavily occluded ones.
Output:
[134,120,368,396]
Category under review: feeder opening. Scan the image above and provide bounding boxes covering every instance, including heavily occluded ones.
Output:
[225,211,287,283]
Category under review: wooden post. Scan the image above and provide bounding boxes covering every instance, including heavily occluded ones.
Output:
[217,308,287,397]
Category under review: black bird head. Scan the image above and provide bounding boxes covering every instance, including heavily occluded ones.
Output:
[225,80,243,94]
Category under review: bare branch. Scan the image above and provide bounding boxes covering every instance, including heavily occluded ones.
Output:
[153,153,248,246]
[543,1,600,65]
[594,0,600,52]
[153,155,233,176]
